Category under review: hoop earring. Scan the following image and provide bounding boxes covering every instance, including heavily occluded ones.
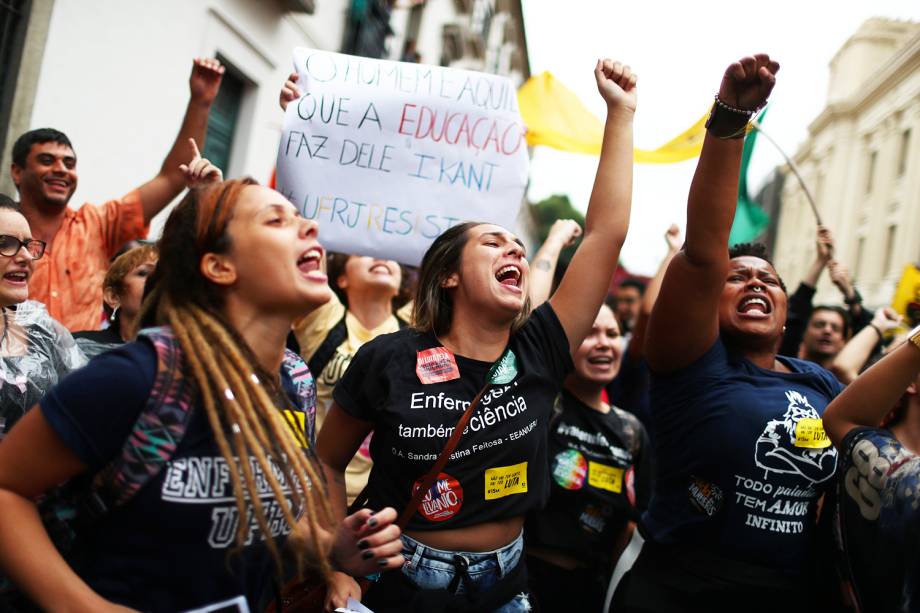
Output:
[110,306,119,323]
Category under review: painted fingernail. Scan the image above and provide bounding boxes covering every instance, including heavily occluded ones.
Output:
[358,540,369,550]
[362,550,374,560]
[378,559,389,567]
[367,517,378,528]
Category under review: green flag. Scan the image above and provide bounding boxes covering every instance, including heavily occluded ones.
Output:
[729,109,770,246]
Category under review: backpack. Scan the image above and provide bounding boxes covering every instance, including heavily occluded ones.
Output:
[39,326,317,559]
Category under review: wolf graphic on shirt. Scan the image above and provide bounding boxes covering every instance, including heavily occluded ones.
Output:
[754,390,837,484]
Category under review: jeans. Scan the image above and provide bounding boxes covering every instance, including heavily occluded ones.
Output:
[399,532,531,612]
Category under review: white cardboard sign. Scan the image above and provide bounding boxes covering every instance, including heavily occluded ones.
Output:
[275,48,529,265]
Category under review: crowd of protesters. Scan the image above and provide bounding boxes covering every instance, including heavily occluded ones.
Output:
[0,49,915,613]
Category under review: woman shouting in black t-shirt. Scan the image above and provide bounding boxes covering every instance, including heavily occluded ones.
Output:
[316,59,637,612]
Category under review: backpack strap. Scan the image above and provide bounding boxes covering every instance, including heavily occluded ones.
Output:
[95,327,196,508]
[306,316,348,378]
[93,331,316,511]
[281,349,318,449]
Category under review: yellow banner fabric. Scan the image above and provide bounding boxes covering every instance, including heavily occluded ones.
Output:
[517,71,708,163]
[892,264,920,318]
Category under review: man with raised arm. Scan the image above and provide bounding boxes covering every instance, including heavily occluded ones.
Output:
[8,58,224,331]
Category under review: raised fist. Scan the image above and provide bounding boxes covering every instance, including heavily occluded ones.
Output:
[189,57,225,106]
[718,54,779,112]
[594,59,637,112]
[815,225,834,263]
[872,307,902,335]
[547,219,583,249]
[828,260,854,297]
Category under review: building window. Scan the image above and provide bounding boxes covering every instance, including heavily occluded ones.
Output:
[865,150,877,193]
[203,62,245,176]
[342,0,394,59]
[898,129,911,177]
[883,224,897,277]
[0,0,30,160]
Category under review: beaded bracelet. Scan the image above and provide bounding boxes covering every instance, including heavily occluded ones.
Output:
[705,94,758,140]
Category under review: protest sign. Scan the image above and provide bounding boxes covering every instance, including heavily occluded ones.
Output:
[275,48,529,265]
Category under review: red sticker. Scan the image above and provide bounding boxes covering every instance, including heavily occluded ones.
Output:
[413,472,464,522]
[416,347,460,384]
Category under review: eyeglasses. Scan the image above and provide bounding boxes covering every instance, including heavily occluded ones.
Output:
[0,235,46,260]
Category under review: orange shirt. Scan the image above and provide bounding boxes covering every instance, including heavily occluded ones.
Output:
[29,191,148,332]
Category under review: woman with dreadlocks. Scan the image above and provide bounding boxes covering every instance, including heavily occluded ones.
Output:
[0,178,404,611]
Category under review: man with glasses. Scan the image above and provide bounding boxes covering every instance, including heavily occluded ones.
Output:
[8,58,224,331]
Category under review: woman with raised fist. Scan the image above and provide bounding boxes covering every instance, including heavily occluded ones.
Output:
[316,58,637,612]
[613,55,842,611]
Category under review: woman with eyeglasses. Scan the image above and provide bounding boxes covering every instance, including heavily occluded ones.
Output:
[0,195,85,437]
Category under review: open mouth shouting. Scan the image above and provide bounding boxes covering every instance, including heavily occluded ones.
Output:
[586,353,615,370]
[495,264,522,294]
[737,293,772,319]
[297,246,326,282]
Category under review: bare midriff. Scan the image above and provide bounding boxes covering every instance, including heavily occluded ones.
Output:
[405,515,524,552]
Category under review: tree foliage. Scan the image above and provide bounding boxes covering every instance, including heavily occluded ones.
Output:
[528,194,585,269]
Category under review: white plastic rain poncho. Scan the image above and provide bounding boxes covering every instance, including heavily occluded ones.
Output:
[0,301,86,434]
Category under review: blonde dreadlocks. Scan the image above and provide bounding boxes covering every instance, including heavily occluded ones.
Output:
[138,178,334,579]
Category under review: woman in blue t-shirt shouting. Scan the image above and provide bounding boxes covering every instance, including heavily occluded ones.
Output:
[0,176,405,611]
[316,59,636,612]
[613,55,843,611]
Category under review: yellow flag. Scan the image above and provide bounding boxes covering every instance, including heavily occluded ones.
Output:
[517,71,708,164]
[892,264,920,320]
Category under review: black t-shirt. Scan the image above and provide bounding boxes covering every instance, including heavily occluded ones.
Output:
[835,426,920,612]
[40,339,311,612]
[333,303,572,531]
[525,390,651,562]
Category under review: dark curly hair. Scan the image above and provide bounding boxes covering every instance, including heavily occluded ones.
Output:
[728,242,786,293]
[12,128,73,167]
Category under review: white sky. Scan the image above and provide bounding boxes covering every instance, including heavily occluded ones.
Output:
[522,0,920,275]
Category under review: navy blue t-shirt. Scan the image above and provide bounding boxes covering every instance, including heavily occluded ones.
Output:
[643,337,843,575]
[40,339,311,612]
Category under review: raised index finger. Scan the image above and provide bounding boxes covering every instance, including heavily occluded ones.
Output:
[188,138,202,160]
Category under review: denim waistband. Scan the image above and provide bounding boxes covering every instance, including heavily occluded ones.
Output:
[401,530,524,576]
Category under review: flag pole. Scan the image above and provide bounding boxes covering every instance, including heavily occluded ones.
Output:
[750,119,822,227]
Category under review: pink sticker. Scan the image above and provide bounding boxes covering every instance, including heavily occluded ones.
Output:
[416,347,460,384]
